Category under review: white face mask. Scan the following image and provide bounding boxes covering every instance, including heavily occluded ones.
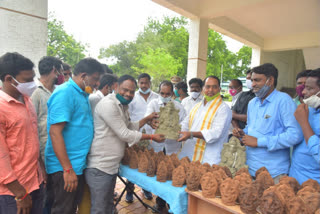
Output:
[139,87,151,95]
[11,77,37,97]
[190,91,201,99]
[160,96,171,104]
[246,79,252,89]
[303,91,320,108]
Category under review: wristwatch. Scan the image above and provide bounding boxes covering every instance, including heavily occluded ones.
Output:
[190,132,193,139]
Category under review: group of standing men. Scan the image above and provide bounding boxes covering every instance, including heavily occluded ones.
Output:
[0,51,319,214]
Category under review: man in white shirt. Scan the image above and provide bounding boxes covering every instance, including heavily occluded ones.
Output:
[89,73,118,114]
[129,73,159,134]
[181,78,203,115]
[178,76,232,164]
[146,80,186,154]
[146,80,186,212]
[126,73,158,202]
[85,75,165,214]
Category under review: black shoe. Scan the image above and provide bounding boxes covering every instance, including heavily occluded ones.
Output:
[125,192,133,203]
[143,190,153,200]
[151,204,164,213]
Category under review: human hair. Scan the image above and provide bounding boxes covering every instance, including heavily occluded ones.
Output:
[251,63,278,87]
[307,68,320,87]
[138,73,151,81]
[246,69,252,74]
[73,58,104,76]
[231,79,243,88]
[189,78,203,88]
[203,76,220,86]
[101,63,113,74]
[159,80,173,92]
[62,62,71,71]
[38,56,63,76]
[296,69,312,81]
[0,52,34,81]
[175,81,188,93]
[98,73,118,90]
[118,74,137,87]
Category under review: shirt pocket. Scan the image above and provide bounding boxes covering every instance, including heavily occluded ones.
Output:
[256,114,280,135]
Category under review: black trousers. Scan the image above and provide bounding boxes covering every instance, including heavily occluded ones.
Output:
[0,183,44,214]
[48,172,84,214]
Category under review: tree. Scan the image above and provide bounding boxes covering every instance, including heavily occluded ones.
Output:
[134,48,182,88]
[47,14,87,67]
[99,16,252,82]
[99,41,139,77]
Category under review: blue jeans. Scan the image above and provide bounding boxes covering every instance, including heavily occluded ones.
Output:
[0,183,44,214]
[84,168,117,214]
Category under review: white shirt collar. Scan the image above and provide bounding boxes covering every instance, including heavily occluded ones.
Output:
[96,90,105,99]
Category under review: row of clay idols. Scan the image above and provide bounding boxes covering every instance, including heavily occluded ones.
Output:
[121,146,320,214]
[188,164,320,214]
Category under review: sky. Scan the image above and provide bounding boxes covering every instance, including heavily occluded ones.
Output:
[48,0,244,63]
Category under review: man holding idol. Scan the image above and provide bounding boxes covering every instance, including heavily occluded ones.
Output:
[178,76,232,164]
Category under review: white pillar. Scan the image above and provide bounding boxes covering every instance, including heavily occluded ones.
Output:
[250,47,261,68]
[0,0,48,77]
[187,18,208,84]
[303,47,320,69]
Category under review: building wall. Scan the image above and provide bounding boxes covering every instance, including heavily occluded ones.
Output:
[0,0,48,77]
[260,49,305,90]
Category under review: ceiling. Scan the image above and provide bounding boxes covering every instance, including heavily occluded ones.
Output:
[153,0,320,50]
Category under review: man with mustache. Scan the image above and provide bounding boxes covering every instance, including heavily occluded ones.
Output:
[290,69,320,184]
[233,63,303,183]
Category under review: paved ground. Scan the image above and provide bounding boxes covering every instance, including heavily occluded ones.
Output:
[115,177,170,214]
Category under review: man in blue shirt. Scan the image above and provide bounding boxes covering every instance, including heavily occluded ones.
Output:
[45,58,104,214]
[233,63,303,183]
[290,69,320,184]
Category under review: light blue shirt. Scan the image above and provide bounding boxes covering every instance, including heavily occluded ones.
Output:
[289,107,320,184]
[244,90,303,178]
[45,79,94,175]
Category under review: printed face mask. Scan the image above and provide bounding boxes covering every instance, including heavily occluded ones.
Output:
[229,89,237,96]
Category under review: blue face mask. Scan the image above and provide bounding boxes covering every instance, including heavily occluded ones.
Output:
[139,88,151,95]
[174,89,180,97]
[116,93,132,105]
[255,79,271,99]
[160,96,171,104]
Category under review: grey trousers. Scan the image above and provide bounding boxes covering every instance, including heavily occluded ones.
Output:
[84,168,117,214]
